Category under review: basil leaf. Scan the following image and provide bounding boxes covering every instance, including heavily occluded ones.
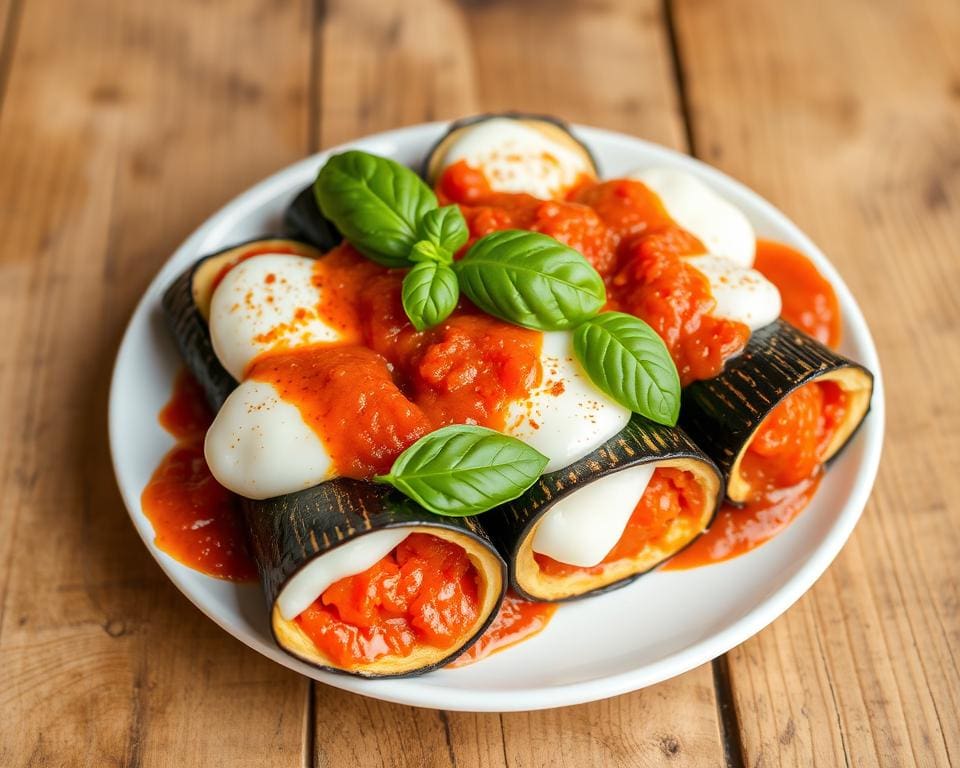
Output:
[375,425,548,516]
[401,261,459,331]
[410,239,448,264]
[417,205,468,257]
[573,311,681,426]
[314,150,438,268]
[455,230,606,330]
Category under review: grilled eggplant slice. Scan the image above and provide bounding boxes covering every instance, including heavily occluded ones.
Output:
[680,319,874,503]
[423,112,599,199]
[483,415,723,602]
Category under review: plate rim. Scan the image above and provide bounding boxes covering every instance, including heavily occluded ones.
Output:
[108,121,885,711]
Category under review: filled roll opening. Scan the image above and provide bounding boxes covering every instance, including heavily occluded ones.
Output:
[726,366,873,503]
[513,458,721,601]
[425,114,598,199]
[272,526,504,677]
[191,239,321,322]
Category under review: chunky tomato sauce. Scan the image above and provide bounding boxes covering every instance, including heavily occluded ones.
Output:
[294,533,481,668]
[247,246,542,479]
[141,370,257,581]
[534,468,705,577]
[440,165,750,384]
[448,592,556,668]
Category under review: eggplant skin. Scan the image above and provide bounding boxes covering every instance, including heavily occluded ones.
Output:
[161,257,236,412]
[483,415,724,603]
[680,319,875,502]
[244,479,508,678]
[283,185,343,252]
[421,111,600,183]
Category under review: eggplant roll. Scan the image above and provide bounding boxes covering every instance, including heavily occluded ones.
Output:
[162,242,506,676]
[680,319,874,503]
[161,237,322,410]
[283,185,343,253]
[423,112,599,198]
[244,481,506,677]
[483,416,723,602]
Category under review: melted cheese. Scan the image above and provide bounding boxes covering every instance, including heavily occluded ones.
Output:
[209,254,341,380]
[505,332,631,473]
[686,254,782,331]
[531,463,657,567]
[630,167,756,267]
[204,379,335,500]
[438,118,594,199]
[276,530,410,621]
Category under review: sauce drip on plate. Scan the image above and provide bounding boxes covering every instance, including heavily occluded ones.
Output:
[141,370,257,581]
[448,593,557,668]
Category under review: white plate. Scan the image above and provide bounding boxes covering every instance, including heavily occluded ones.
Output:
[109,123,884,712]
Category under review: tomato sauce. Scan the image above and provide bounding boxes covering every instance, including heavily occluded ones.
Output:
[294,533,481,668]
[754,239,841,349]
[534,468,705,577]
[448,592,556,668]
[665,475,823,568]
[247,246,542,480]
[141,369,257,581]
[439,166,750,384]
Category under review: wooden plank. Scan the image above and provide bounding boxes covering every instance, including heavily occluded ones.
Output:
[0,0,313,765]
[673,0,960,765]
[311,2,727,766]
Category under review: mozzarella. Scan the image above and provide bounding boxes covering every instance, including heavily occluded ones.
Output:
[438,118,594,200]
[686,254,782,331]
[276,529,410,620]
[629,167,756,267]
[209,254,341,380]
[204,379,335,500]
[531,463,657,567]
[506,332,631,473]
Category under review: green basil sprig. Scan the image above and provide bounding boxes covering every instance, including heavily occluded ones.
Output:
[401,261,460,332]
[314,151,467,330]
[375,425,548,516]
[455,230,606,330]
[417,205,468,259]
[573,312,681,426]
[314,150,439,268]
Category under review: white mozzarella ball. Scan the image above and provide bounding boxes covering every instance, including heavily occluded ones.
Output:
[204,379,335,500]
[506,332,631,473]
[685,254,782,331]
[629,167,756,267]
[209,254,341,380]
[531,463,657,567]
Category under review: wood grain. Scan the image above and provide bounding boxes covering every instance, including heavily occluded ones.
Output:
[673,0,960,765]
[309,2,727,766]
[0,0,312,765]
[2,0,956,765]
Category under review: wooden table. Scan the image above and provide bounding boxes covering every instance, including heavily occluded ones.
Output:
[1,0,957,765]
